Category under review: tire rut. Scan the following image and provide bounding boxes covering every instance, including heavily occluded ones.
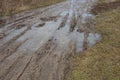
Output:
[0,26,30,53]
[0,53,25,80]
[18,38,56,80]
[0,39,27,63]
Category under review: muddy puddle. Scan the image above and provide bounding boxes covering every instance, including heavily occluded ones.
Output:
[0,0,100,80]
[0,0,100,53]
[14,0,100,53]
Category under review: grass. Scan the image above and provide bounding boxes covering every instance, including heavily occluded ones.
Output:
[66,1,120,80]
[0,0,65,26]
[0,0,65,16]
[16,0,65,13]
[98,0,116,3]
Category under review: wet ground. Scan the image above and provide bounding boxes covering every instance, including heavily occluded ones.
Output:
[0,0,100,80]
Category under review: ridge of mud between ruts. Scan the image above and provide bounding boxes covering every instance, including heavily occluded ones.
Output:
[0,0,100,80]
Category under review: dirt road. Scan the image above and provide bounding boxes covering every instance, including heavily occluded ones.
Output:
[0,0,100,80]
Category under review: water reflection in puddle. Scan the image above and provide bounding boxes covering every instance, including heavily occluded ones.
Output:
[16,0,100,53]
[1,0,100,53]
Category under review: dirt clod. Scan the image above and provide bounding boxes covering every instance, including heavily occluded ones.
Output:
[16,24,26,29]
[0,32,5,39]
[40,16,57,21]
[36,22,45,27]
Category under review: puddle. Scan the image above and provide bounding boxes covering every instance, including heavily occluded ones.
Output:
[1,0,100,54]
[53,0,100,52]
[16,18,62,53]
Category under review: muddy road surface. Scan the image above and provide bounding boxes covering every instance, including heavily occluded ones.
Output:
[0,0,100,80]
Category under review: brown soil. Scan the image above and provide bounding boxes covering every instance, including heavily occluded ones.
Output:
[0,19,5,28]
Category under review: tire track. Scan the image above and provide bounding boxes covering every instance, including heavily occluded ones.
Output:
[0,53,25,80]
[0,39,27,63]
[18,38,56,80]
[16,56,33,80]
[0,26,31,53]
[3,53,32,80]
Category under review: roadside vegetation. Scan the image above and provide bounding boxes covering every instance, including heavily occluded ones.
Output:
[0,0,64,16]
[66,0,120,80]
[0,0,64,27]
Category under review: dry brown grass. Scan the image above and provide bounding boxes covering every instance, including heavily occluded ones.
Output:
[91,0,120,14]
[0,0,64,16]
[66,1,120,80]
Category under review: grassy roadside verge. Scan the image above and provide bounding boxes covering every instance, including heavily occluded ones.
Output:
[0,0,65,17]
[66,0,120,80]
[0,0,64,27]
